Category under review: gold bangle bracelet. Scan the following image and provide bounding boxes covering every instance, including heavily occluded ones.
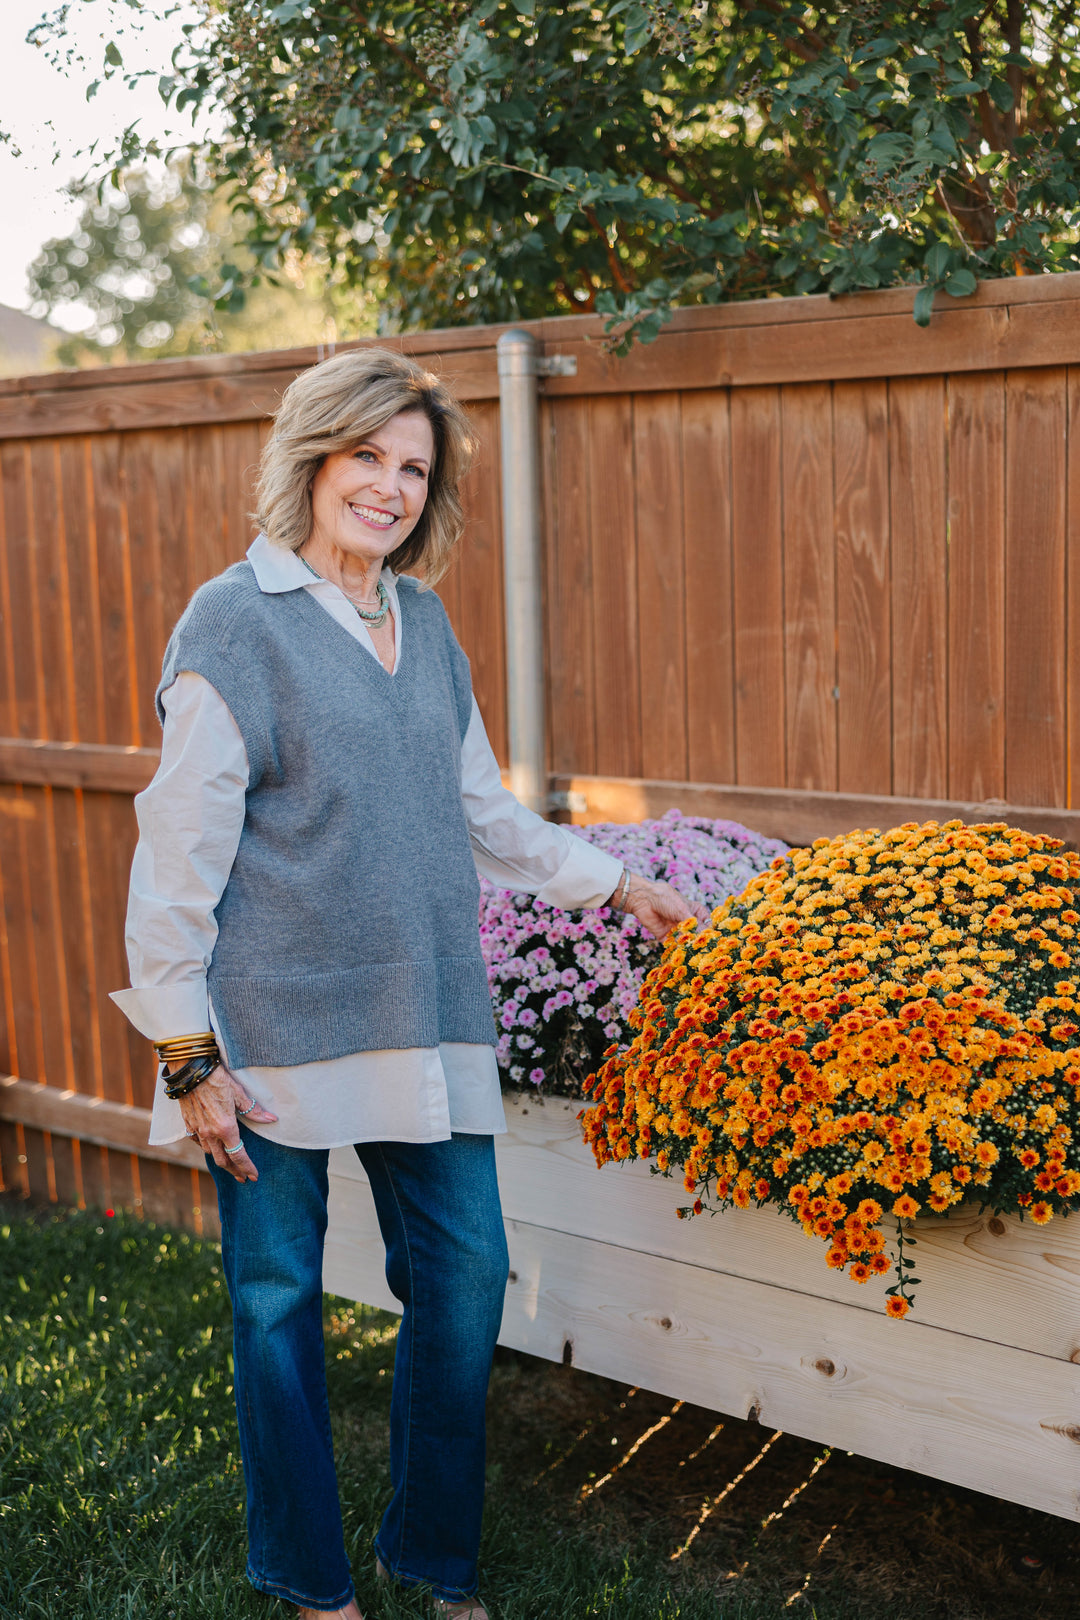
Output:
[152,1032,219,1062]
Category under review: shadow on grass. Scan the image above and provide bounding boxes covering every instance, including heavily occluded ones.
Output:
[1,1198,1075,1620]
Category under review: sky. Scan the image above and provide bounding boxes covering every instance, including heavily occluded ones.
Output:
[0,0,208,317]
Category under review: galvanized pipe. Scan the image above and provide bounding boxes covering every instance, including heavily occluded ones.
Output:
[497,328,547,814]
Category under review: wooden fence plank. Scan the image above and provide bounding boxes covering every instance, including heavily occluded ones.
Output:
[0,1075,199,1167]
[11,277,1080,436]
[547,397,596,776]
[456,399,507,764]
[590,395,641,780]
[834,380,891,795]
[222,421,262,571]
[122,431,169,747]
[59,438,107,744]
[1005,369,1068,807]
[184,424,231,598]
[682,390,735,786]
[889,377,948,799]
[0,739,159,793]
[781,383,836,792]
[634,393,688,783]
[90,435,140,749]
[731,388,785,787]
[1069,368,1080,811]
[1,443,41,740]
[553,774,1080,847]
[28,441,73,745]
[947,373,1006,802]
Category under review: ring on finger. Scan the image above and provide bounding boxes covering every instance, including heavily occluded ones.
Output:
[235,1098,257,1117]
[223,1141,245,1156]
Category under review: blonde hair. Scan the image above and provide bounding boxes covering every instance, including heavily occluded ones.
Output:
[254,347,478,583]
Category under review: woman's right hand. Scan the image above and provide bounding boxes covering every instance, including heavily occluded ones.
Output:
[175,1064,278,1184]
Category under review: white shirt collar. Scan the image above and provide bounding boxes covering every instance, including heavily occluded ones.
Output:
[247,532,398,603]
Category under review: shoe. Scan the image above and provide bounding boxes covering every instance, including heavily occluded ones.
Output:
[375,1559,489,1619]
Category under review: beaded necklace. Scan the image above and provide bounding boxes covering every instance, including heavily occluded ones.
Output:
[298,551,391,629]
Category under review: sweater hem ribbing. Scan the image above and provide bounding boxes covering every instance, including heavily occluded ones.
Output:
[210,956,497,1069]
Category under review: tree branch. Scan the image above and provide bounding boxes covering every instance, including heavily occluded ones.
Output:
[346,6,444,99]
[584,206,635,293]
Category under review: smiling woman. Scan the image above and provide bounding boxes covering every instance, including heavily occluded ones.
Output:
[107,345,699,1620]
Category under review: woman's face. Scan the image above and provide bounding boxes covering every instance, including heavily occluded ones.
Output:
[308,408,435,567]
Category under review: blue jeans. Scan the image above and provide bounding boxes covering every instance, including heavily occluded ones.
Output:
[209,1129,509,1609]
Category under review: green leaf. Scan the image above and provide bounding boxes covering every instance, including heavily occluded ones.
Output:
[989,78,1015,112]
[913,283,937,327]
[923,241,955,279]
[104,41,123,68]
[622,5,651,56]
[945,267,977,298]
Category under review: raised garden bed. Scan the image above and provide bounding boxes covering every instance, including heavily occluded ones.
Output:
[324,1089,1080,1523]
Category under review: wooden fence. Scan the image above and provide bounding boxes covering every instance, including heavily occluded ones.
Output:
[4,271,1080,1228]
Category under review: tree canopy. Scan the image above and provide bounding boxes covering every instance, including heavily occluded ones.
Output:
[31,2,1080,348]
[25,161,378,363]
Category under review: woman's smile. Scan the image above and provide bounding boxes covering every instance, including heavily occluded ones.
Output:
[348,501,399,529]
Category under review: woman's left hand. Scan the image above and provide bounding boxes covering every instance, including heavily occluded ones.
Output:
[620,873,710,939]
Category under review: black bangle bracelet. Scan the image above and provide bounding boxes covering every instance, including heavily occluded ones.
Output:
[162,1052,219,1099]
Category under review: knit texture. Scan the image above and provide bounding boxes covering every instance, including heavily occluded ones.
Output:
[157,560,496,1067]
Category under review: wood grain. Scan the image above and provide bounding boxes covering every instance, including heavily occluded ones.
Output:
[781,384,836,791]
[633,393,687,782]
[0,739,159,792]
[682,391,735,785]
[546,397,596,775]
[328,1096,1080,1362]
[1005,369,1067,806]
[730,388,786,786]
[0,1075,203,1169]
[590,395,641,779]
[889,377,948,798]
[456,400,507,764]
[947,373,1006,802]
[834,381,891,795]
[1069,368,1080,811]
[551,773,1080,847]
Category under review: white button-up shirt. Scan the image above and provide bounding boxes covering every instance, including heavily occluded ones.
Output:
[111,535,622,1149]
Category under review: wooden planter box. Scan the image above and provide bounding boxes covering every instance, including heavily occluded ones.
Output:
[324,1091,1080,1521]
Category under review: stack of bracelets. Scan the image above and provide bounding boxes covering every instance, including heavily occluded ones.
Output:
[153,1032,221,1099]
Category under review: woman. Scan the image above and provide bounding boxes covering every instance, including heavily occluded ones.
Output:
[112,347,699,1620]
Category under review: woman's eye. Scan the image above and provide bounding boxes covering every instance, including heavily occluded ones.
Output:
[353,448,377,462]
[404,464,427,479]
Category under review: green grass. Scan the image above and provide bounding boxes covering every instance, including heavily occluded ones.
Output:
[2,1199,1077,1620]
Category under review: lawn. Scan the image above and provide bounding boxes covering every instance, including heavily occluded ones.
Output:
[1,1197,1076,1620]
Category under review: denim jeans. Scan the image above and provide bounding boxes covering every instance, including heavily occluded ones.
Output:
[208,1128,509,1609]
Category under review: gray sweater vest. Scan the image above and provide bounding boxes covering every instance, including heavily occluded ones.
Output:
[157,560,497,1068]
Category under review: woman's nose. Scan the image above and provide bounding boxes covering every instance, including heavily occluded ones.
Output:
[368,465,401,500]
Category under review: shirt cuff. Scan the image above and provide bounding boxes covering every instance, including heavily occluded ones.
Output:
[109,982,212,1043]
[534,836,624,911]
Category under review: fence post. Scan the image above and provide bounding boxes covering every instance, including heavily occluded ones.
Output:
[497,328,547,814]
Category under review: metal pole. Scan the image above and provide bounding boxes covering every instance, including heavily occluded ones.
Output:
[497,328,547,814]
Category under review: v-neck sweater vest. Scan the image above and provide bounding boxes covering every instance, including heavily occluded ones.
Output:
[156,560,497,1068]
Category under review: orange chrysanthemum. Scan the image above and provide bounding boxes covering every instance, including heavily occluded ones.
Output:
[581,820,1080,1318]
